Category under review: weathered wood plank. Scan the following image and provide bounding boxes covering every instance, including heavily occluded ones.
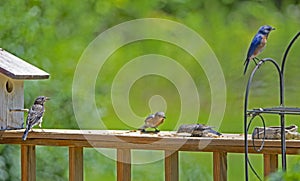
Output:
[21,145,36,181]
[213,152,227,181]
[0,49,49,79]
[8,78,24,129]
[69,147,83,181]
[165,150,178,181]
[1,130,300,154]
[1,129,299,181]
[0,74,24,129]
[0,74,6,130]
[264,154,278,177]
[2,138,300,154]
[117,148,131,181]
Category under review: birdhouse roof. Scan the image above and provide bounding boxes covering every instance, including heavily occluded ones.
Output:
[0,48,49,79]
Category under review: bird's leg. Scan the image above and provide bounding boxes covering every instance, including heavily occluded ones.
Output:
[38,122,45,132]
[253,60,257,65]
[253,57,260,65]
[253,59,258,65]
[140,129,146,133]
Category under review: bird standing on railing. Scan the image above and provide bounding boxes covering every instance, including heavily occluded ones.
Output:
[138,112,166,133]
[244,25,275,75]
[22,96,50,141]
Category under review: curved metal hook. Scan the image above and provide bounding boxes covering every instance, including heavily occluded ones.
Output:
[244,58,282,116]
[249,114,266,152]
[244,58,282,181]
[281,32,300,75]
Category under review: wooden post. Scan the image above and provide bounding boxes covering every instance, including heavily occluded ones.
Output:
[264,154,278,177]
[69,147,83,181]
[165,150,178,181]
[213,152,227,181]
[21,145,36,181]
[117,148,131,181]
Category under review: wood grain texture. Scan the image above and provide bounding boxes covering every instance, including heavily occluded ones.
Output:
[0,74,6,129]
[21,145,36,181]
[165,150,178,181]
[69,147,83,181]
[213,152,227,181]
[1,129,298,181]
[117,148,131,181]
[1,129,300,154]
[264,154,278,177]
[0,49,49,79]
[0,74,24,130]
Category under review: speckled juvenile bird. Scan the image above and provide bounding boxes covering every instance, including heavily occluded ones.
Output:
[244,25,275,75]
[22,96,50,141]
[138,112,166,132]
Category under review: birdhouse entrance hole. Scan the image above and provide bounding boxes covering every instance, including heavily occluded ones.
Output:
[6,80,13,93]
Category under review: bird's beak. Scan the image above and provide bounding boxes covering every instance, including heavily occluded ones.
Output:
[45,97,50,100]
[272,27,275,30]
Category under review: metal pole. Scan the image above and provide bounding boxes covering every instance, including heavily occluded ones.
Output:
[280,32,300,171]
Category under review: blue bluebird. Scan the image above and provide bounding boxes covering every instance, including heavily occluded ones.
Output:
[244,25,275,75]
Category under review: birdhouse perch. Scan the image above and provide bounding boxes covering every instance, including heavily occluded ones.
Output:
[0,48,49,130]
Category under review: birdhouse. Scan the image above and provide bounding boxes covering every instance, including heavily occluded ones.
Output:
[0,48,49,130]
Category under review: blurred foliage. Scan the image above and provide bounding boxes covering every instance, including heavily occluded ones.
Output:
[0,0,300,180]
[268,159,300,181]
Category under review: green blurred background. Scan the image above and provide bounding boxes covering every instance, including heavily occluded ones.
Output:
[1,0,300,180]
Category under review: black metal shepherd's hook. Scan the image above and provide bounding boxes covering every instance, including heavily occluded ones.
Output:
[244,32,300,181]
[244,58,282,181]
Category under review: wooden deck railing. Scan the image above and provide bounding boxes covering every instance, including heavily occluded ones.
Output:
[0,129,300,181]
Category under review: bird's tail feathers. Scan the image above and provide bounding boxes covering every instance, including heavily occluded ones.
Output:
[243,58,250,75]
[244,58,249,65]
[138,125,147,130]
[22,129,29,141]
[208,129,222,136]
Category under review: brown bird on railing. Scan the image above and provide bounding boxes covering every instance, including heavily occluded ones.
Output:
[22,96,50,141]
[138,112,166,133]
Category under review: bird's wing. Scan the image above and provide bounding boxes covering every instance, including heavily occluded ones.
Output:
[244,34,264,75]
[26,104,45,128]
[144,114,155,123]
[195,124,212,131]
[246,34,263,60]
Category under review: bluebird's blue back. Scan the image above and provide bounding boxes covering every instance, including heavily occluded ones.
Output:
[244,25,275,75]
